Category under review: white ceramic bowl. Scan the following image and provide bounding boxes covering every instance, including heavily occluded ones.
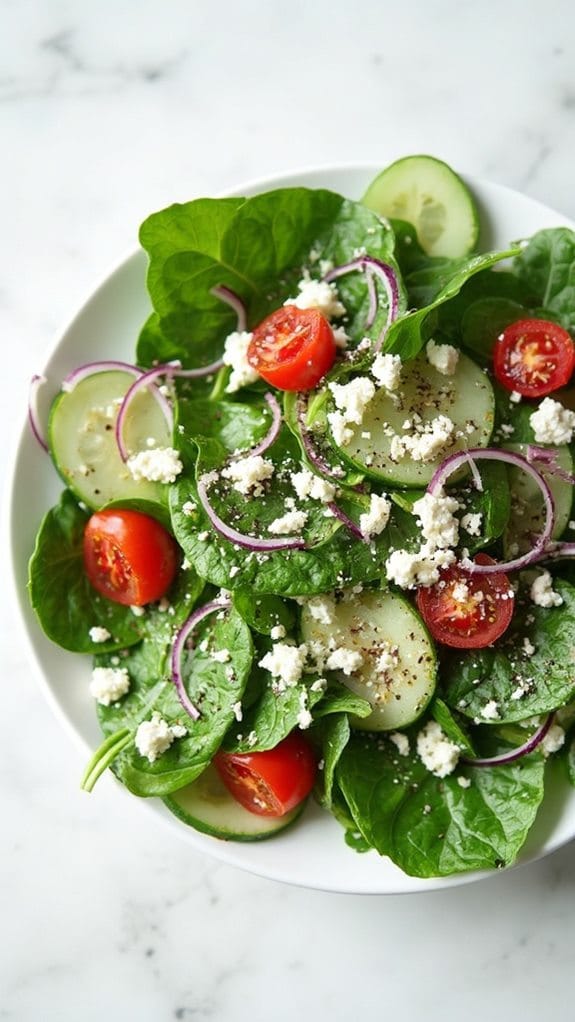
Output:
[8,164,575,894]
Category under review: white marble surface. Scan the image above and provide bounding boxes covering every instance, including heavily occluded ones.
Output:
[3,0,575,1018]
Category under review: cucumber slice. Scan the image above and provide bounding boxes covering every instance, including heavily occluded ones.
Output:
[300,590,437,731]
[48,370,172,509]
[330,352,494,488]
[362,155,479,258]
[163,765,304,841]
[503,442,574,557]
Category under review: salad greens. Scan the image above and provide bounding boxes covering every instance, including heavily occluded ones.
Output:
[27,156,575,879]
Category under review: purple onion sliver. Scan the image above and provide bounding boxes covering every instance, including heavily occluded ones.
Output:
[296,394,345,480]
[211,283,247,333]
[545,542,575,560]
[428,447,555,575]
[364,268,378,329]
[327,502,366,542]
[171,598,232,720]
[245,392,282,459]
[323,255,399,352]
[526,445,575,486]
[460,713,554,768]
[62,360,141,391]
[197,475,306,552]
[115,365,175,462]
[28,374,49,453]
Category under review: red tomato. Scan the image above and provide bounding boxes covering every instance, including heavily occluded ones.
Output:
[493,318,575,397]
[247,305,336,391]
[415,554,514,649]
[214,732,317,817]
[83,509,178,606]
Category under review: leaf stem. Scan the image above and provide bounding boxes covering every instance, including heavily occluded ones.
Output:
[81,728,133,793]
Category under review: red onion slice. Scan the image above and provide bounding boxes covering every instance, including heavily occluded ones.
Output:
[296,394,345,480]
[545,542,575,560]
[197,473,306,551]
[461,713,554,768]
[428,447,555,575]
[171,596,231,720]
[28,374,49,452]
[327,502,366,542]
[323,255,399,353]
[115,365,176,461]
[240,392,282,459]
[62,359,141,391]
[526,445,575,486]
[364,268,378,329]
[211,284,247,333]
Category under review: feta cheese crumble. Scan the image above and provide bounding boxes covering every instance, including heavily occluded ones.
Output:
[426,339,459,376]
[385,544,456,589]
[461,512,483,536]
[285,277,346,319]
[541,723,566,756]
[127,446,183,484]
[258,643,308,689]
[306,594,336,625]
[481,700,500,720]
[390,414,455,463]
[223,330,259,393]
[529,397,575,445]
[530,570,563,608]
[371,352,402,391]
[416,721,460,778]
[221,455,274,496]
[389,732,410,756]
[88,626,111,644]
[89,666,130,706]
[412,491,460,549]
[359,493,391,540]
[329,376,375,426]
[290,469,336,504]
[268,509,308,535]
[324,646,363,675]
[135,712,187,763]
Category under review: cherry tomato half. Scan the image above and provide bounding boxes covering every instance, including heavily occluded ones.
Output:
[247,305,337,391]
[493,318,575,398]
[415,553,514,649]
[214,732,317,817]
[83,508,178,606]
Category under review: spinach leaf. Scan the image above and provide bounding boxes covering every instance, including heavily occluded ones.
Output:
[337,730,545,877]
[461,297,527,362]
[28,490,145,653]
[383,247,521,360]
[313,713,351,809]
[444,578,575,723]
[456,460,511,554]
[94,603,253,796]
[176,395,271,455]
[138,189,401,366]
[513,228,575,333]
[232,591,295,636]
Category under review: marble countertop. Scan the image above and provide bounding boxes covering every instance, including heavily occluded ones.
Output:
[3,1,575,1018]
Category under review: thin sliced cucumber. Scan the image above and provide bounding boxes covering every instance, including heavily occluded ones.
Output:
[48,370,172,509]
[362,155,479,258]
[329,352,494,488]
[163,765,305,841]
[300,590,437,731]
[503,442,574,557]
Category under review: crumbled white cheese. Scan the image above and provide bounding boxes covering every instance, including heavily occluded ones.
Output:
[270,624,286,640]
[296,689,313,730]
[130,604,146,617]
[452,581,470,603]
[481,700,500,720]
[210,648,231,663]
[523,637,536,656]
[329,377,375,426]
[182,500,197,516]
[268,509,308,535]
[385,544,456,589]
[290,469,336,504]
[390,414,455,463]
[426,339,459,376]
[325,646,363,675]
[127,446,183,484]
[457,776,471,789]
[89,666,130,706]
[258,642,308,689]
[306,594,336,625]
[412,491,459,549]
[375,643,399,675]
[529,397,575,445]
[389,732,410,756]
[371,352,402,391]
[541,723,566,756]
[135,712,187,763]
[416,721,460,778]
[88,626,112,644]
[332,325,349,349]
[221,455,274,496]
[222,330,259,393]
[232,701,243,722]
[510,391,522,404]
[285,277,346,319]
[327,410,354,446]
[530,570,563,608]
[359,493,391,539]
[461,512,483,536]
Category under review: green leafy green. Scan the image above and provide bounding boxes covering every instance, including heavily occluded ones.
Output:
[28,490,145,653]
[337,730,545,877]
[513,228,575,333]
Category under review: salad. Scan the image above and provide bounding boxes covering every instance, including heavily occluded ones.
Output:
[26,155,575,879]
